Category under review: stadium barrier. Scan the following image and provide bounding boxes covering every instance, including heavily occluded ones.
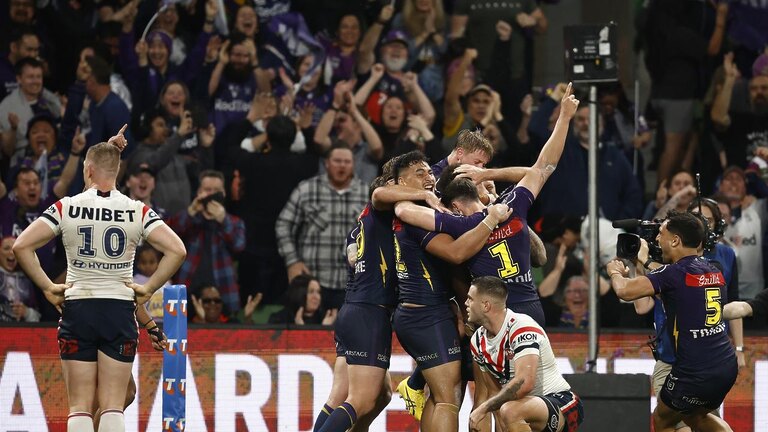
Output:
[0,327,765,431]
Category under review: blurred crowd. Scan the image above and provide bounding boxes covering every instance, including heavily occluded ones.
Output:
[0,0,765,329]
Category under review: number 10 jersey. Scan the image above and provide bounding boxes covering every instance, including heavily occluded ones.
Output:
[40,188,164,301]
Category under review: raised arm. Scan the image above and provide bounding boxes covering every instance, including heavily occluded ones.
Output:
[357,5,393,74]
[53,130,86,199]
[516,83,578,199]
[455,164,531,186]
[443,49,476,131]
[403,73,436,127]
[354,64,384,107]
[711,54,739,129]
[208,41,229,97]
[348,93,383,161]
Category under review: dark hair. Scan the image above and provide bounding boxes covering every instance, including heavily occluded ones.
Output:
[266,115,296,150]
[286,274,320,314]
[199,169,225,184]
[14,166,40,187]
[326,140,353,159]
[539,213,583,243]
[137,243,162,261]
[86,55,111,85]
[392,150,428,184]
[472,276,507,303]
[14,57,42,76]
[10,26,38,46]
[227,32,249,52]
[439,174,479,208]
[665,210,706,249]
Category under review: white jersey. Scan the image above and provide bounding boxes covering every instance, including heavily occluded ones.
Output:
[40,188,164,301]
[470,309,570,396]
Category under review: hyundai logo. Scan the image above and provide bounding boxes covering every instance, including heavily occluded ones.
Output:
[71,259,86,268]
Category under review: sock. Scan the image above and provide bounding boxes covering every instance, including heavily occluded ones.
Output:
[67,412,94,432]
[408,367,426,390]
[313,403,334,431]
[319,402,358,432]
[97,409,124,432]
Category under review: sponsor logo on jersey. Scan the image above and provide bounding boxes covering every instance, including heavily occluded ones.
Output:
[487,218,525,244]
[685,272,724,287]
[70,259,132,270]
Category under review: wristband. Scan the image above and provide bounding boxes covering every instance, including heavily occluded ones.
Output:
[70,150,82,157]
[643,257,654,269]
[735,346,744,352]
[138,318,152,328]
[147,325,163,341]
[481,218,495,232]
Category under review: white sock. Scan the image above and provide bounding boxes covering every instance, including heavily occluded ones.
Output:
[98,409,124,432]
[68,412,94,432]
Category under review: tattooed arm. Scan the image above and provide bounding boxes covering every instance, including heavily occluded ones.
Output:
[469,354,539,430]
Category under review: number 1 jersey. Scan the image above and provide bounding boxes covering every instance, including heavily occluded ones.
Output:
[40,188,164,301]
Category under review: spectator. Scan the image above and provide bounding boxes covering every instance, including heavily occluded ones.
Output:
[315,82,383,185]
[442,49,494,152]
[719,166,766,303]
[529,83,643,221]
[711,55,768,168]
[133,244,170,323]
[207,33,259,132]
[0,28,40,100]
[236,115,318,305]
[275,54,331,128]
[170,170,246,314]
[81,55,133,151]
[190,286,239,324]
[317,14,362,84]
[0,57,61,165]
[150,4,188,67]
[17,114,68,194]
[276,143,368,310]
[645,170,696,220]
[0,236,40,322]
[645,0,728,183]
[124,165,167,219]
[559,276,589,329]
[267,274,338,325]
[78,44,132,111]
[232,5,259,42]
[391,0,448,101]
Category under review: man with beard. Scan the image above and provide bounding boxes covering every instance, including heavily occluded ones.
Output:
[276,142,368,310]
[711,54,768,167]
[208,33,259,133]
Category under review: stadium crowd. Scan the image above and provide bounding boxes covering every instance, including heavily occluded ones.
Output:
[0,0,766,330]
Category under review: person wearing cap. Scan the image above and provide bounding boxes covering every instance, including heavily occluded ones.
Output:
[117,0,217,115]
[711,54,768,169]
[354,28,435,128]
[125,165,167,220]
[0,57,61,166]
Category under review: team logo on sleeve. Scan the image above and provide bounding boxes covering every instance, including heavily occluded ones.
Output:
[148,210,159,219]
[46,205,57,215]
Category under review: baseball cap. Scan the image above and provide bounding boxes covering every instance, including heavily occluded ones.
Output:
[382,29,408,47]
[722,165,745,180]
[128,165,156,178]
[468,83,493,97]
[753,53,768,77]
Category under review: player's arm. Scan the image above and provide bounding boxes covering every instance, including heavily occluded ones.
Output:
[606,259,656,301]
[471,354,538,429]
[372,186,443,212]
[470,362,493,432]
[516,83,579,199]
[529,227,547,267]
[393,201,439,231]
[723,301,753,320]
[633,296,655,315]
[13,219,68,305]
[133,224,186,303]
[424,204,512,264]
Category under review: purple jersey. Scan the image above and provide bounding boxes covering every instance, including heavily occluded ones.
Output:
[435,186,538,304]
[345,203,397,306]
[431,158,449,181]
[211,76,256,132]
[0,195,58,270]
[646,255,736,375]
[393,217,450,306]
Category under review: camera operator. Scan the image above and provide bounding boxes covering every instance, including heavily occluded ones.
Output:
[606,211,737,432]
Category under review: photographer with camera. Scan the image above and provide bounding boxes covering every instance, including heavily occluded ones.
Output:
[169,169,245,317]
[607,211,737,432]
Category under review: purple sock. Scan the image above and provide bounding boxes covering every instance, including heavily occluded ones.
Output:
[318,402,358,432]
[408,366,426,390]
[312,403,334,431]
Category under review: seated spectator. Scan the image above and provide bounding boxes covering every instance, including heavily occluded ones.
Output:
[133,244,170,323]
[267,274,337,325]
[0,57,62,165]
[0,236,40,322]
[644,170,696,220]
[391,0,448,102]
[190,286,239,324]
[559,276,589,329]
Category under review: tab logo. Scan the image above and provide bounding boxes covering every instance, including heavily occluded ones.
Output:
[164,378,176,395]
[167,339,178,355]
[180,299,188,316]
[166,299,179,316]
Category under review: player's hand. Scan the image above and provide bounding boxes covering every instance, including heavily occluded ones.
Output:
[469,406,489,432]
[146,325,168,351]
[487,203,512,225]
[606,259,629,278]
[424,191,449,213]
[127,282,154,305]
[243,292,263,319]
[43,283,71,308]
[322,308,337,325]
[559,82,579,120]
[454,164,487,184]
[107,124,129,152]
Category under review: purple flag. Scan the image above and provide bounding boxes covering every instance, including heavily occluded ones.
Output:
[263,12,325,91]
[728,1,768,53]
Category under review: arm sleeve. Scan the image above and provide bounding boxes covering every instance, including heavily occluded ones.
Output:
[39,199,66,235]
[645,265,672,295]
[140,204,164,238]
[434,211,484,237]
[510,325,544,360]
[501,186,534,218]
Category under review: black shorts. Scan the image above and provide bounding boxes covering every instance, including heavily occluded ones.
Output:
[508,299,546,327]
[334,303,393,369]
[392,303,461,370]
[460,335,474,382]
[58,299,138,363]
[659,359,738,414]
[538,391,584,432]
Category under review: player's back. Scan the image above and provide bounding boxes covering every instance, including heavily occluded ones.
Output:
[393,217,450,305]
[345,203,397,306]
[42,189,161,301]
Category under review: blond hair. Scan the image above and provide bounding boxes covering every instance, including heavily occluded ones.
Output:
[85,142,121,176]
[402,0,445,38]
[456,129,494,159]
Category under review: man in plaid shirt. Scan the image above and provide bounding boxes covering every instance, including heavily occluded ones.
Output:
[276,143,368,309]
[170,170,245,315]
